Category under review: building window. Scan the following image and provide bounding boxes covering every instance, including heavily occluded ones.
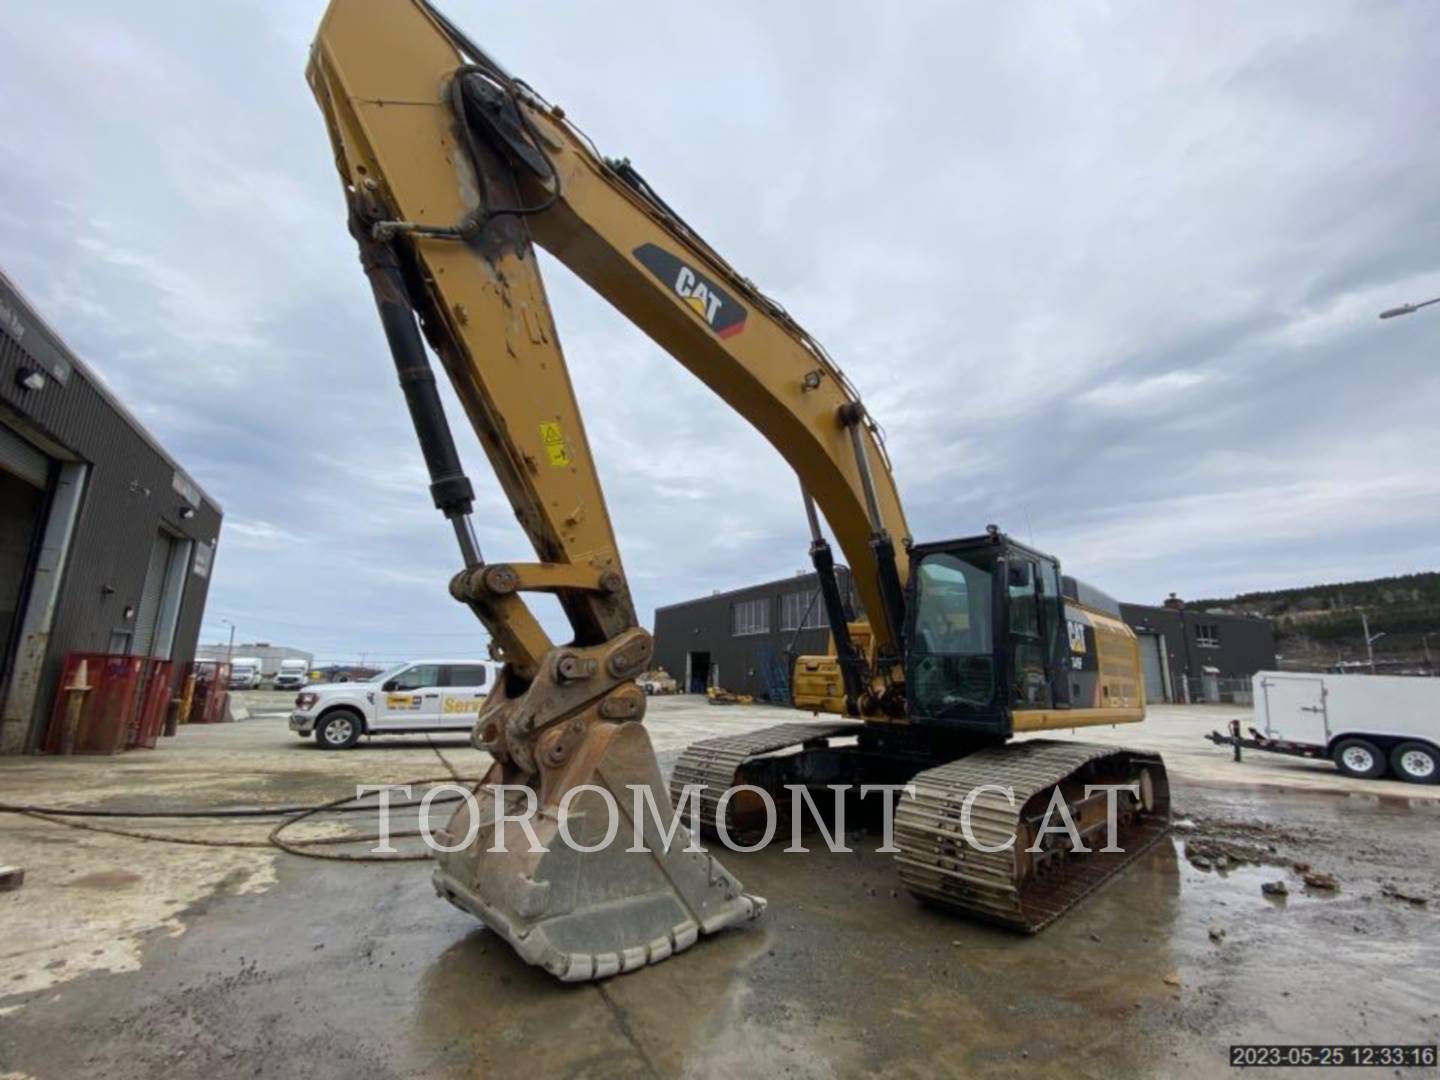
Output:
[732,597,771,636]
[1196,622,1220,648]
[779,590,828,632]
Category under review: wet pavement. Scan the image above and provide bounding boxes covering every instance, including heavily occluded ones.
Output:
[2,698,1439,1078]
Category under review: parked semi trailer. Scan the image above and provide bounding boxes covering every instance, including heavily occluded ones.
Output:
[1208,671,1440,783]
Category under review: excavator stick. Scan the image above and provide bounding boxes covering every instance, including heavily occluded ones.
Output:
[307,0,767,981]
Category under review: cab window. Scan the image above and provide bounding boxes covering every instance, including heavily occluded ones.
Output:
[444,664,488,688]
[391,664,439,691]
[1007,561,1039,639]
[909,551,996,717]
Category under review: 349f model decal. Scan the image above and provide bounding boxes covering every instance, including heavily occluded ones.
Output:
[633,243,747,339]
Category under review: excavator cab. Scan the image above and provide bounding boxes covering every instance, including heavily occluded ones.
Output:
[906,532,1072,735]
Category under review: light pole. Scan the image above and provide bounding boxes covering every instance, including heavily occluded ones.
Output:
[221,619,236,666]
[1361,612,1385,674]
[1379,296,1440,320]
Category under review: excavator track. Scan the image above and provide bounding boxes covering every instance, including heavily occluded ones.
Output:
[669,721,864,833]
[893,740,1170,932]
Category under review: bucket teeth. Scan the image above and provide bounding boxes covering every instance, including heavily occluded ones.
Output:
[432,721,764,981]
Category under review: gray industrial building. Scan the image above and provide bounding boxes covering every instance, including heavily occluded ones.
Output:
[0,269,223,753]
[195,642,313,677]
[1120,596,1276,704]
[652,569,860,698]
[653,574,1275,705]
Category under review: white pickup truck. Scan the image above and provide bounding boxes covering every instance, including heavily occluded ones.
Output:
[289,659,497,749]
[1209,671,1440,784]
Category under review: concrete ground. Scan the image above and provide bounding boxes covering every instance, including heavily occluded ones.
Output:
[2,693,1438,1078]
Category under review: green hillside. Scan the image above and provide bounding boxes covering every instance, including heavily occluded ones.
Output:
[1191,572,1440,667]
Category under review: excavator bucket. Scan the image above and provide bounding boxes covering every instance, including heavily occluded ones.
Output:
[432,718,765,981]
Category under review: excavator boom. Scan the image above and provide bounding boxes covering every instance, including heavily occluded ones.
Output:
[306,0,1168,983]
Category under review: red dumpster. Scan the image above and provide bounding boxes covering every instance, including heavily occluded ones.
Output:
[44,654,178,754]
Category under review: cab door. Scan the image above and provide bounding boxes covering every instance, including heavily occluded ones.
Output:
[1004,559,1052,708]
[375,663,442,729]
[439,663,492,729]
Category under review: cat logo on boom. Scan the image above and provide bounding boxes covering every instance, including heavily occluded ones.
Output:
[633,243,748,340]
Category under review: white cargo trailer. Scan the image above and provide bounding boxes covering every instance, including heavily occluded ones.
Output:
[1208,671,1440,783]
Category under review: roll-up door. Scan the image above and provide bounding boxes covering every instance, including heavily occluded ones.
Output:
[131,533,174,657]
[1137,631,1167,704]
[0,423,50,489]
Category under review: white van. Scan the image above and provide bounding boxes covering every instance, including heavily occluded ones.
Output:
[228,657,263,690]
[288,659,497,749]
[274,659,309,691]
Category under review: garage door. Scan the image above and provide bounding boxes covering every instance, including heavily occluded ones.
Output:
[0,426,52,689]
[132,533,176,657]
[1137,631,1167,704]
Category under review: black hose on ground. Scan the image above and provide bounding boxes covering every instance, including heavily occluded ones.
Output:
[1,772,484,862]
[0,781,476,820]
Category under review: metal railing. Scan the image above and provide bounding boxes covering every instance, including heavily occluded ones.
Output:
[1178,675,1254,706]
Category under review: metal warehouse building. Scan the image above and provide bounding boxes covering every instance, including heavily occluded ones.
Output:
[1121,596,1276,704]
[195,642,314,678]
[652,569,859,699]
[0,270,223,753]
[653,575,1274,706]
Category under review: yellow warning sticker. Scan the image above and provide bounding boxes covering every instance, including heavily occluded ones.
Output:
[539,421,571,467]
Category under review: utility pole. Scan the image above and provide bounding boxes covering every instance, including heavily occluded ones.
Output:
[1424,631,1435,673]
[221,618,236,666]
[1361,612,1386,675]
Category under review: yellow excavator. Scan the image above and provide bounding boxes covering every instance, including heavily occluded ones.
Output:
[307,0,1170,982]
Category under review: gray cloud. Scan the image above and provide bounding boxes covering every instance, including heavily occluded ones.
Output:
[2,0,1437,663]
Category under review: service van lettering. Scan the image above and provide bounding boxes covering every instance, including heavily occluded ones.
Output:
[443,698,484,715]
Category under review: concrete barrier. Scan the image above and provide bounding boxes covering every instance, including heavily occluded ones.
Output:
[224,695,251,723]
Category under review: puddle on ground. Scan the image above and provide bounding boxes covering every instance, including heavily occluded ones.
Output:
[1178,840,1342,913]
[65,869,144,890]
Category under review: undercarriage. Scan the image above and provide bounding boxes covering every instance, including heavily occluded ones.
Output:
[671,722,1171,931]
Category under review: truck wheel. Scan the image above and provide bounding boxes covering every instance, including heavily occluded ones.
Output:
[1390,742,1440,785]
[315,710,362,750]
[1332,738,1386,780]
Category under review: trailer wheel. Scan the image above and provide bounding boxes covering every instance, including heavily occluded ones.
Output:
[1389,742,1440,785]
[1332,738,1387,780]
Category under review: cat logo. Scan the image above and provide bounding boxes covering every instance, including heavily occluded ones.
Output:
[1066,618,1088,654]
[633,243,747,339]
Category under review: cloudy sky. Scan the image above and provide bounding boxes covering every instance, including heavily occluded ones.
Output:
[3,1,1438,664]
